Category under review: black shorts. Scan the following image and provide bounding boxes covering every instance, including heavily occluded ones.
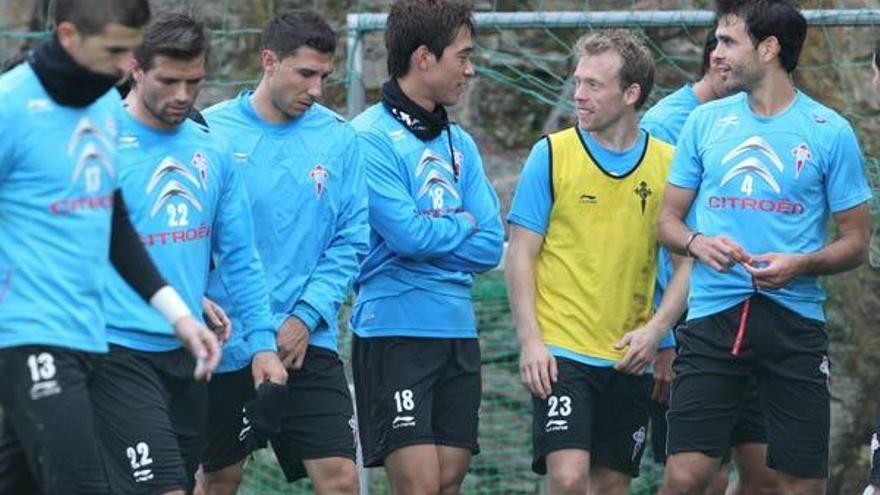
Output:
[531,358,652,478]
[667,295,830,478]
[649,376,765,465]
[352,336,481,468]
[0,345,114,495]
[91,345,207,494]
[202,346,356,482]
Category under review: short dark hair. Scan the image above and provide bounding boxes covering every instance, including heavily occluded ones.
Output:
[134,13,206,71]
[385,0,474,79]
[700,29,718,78]
[716,0,806,73]
[575,30,655,110]
[262,10,336,60]
[55,0,150,36]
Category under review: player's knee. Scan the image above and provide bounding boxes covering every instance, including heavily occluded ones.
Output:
[775,474,825,495]
[313,460,359,495]
[590,473,630,495]
[702,466,730,495]
[547,464,589,495]
[202,464,244,495]
[439,475,465,495]
[734,459,782,495]
[662,461,713,495]
[388,468,441,495]
[736,471,778,495]
[438,465,468,495]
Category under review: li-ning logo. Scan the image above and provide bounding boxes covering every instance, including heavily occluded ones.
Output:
[392,415,416,429]
[720,136,785,194]
[545,419,568,433]
[579,194,597,204]
[146,157,204,217]
[634,181,652,214]
[791,143,812,179]
[309,164,328,198]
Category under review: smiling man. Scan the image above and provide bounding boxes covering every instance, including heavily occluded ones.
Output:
[505,30,686,495]
[656,1,872,494]
[349,1,504,493]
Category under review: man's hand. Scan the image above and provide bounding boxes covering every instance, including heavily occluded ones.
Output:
[519,337,557,399]
[743,253,806,289]
[252,351,288,389]
[202,297,232,344]
[614,325,664,375]
[689,234,751,272]
[173,315,221,380]
[651,347,676,402]
[277,316,310,370]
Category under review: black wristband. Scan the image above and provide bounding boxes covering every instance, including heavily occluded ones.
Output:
[685,231,703,258]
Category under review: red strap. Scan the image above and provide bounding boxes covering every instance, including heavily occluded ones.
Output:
[731,298,751,356]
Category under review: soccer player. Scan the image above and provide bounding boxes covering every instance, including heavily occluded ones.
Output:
[0,1,220,494]
[505,30,685,495]
[349,0,504,493]
[197,10,368,495]
[90,13,286,495]
[657,2,872,494]
[641,32,774,495]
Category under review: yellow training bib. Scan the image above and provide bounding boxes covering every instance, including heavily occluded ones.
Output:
[535,127,674,361]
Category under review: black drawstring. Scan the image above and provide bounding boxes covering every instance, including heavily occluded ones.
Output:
[446,125,460,182]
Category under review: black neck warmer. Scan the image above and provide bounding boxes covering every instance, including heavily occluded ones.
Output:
[29,35,120,108]
[381,78,460,181]
[381,78,449,141]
